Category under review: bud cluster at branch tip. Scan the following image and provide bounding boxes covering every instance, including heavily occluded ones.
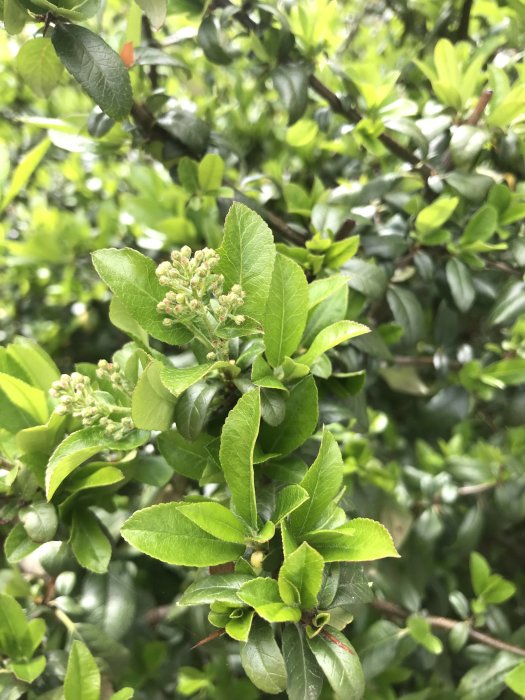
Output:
[49,360,134,441]
[155,246,246,359]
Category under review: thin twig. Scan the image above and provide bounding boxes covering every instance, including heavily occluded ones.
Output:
[372,599,525,657]
[457,481,497,496]
[465,89,493,126]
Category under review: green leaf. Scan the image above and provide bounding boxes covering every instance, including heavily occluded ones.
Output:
[3,0,27,34]
[260,375,318,455]
[344,258,387,299]
[175,502,249,543]
[238,578,301,622]
[446,259,476,313]
[415,196,459,235]
[324,563,373,608]
[289,429,343,535]
[273,63,310,124]
[159,361,234,398]
[226,609,254,642]
[217,203,276,324]
[305,518,400,562]
[470,551,491,596]
[131,361,175,430]
[52,24,132,120]
[10,655,46,683]
[264,253,309,367]
[0,373,48,430]
[219,389,260,529]
[70,510,111,574]
[461,205,498,245]
[109,296,149,345]
[273,485,309,523]
[488,282,525,326]
[198,153,224,192]
[20,502,58,543]
[198,15,233,65]
[45,426,148,500]
[64,640,101,700]
[64,465,124,494]
[282,624,324,700]
[386,287,425,345]
[278,542,324,610]
[324,236,360,269]
[505,661,525,698]
[92,248,192,345]
[121,503,245,566]
[173,381,220,441]
[0,594,29,660]
[135,0,166,29]
[179,574,254,606]
[484,359,525,386]
[4,523,39,564]
[407,614,443,654]
[16,38,63,98]
[157,430,213,481]
[6,337,60,391]
[110,690,135,700]
[307,627,364,700]
[240,621,287,694]
[299,321,370,367]
[1,138,50,211]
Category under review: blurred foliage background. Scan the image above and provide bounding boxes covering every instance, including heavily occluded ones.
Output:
[1,0,525,697]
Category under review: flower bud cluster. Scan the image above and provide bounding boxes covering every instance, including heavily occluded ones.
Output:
[155,246,246,358]
[49,364,134,441]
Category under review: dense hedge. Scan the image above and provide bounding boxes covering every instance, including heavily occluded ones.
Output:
[1,1,525,698]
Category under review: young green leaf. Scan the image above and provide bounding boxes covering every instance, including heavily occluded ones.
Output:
[505,661,525,698]
[92,248,192,345]
[305,518,400,562]
[264,253,309,367]
[278,542,325,610]
[175,502,249,543]
[299,321,369,367]
[4,523,39,564]
[219,388,260,529]
[240,620,287,695]
[131,361,175,430]
[179,574,254,606]
[307,627,364,700]
[159,361,234,398]
[198,153,224,191]
[415,196,459,235]
[52,24,132,120]
[3,0,27,34]
[64,640,101,700]
[1,138,50,211]
[0,373,48,427]
[0,594,30,661]
[282,624,324,700]
[272,484,309,523]
[121,503,245,566]
[238,578,301,623]
[217,203,276,323]
[9,655,46,684]
[16,38,63,98]
[70,510,111,574]
[289,429,344,536]
[226,609,254,642]
[45,426,149,500]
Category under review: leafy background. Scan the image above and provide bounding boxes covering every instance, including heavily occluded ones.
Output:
[1,0,525,698]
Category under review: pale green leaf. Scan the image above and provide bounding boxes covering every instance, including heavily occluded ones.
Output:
[131,361,175,430]
[299,321,370,367]
[305,518,400,562]
[238,578,301,622]
[278,542,324,610]
[64,640,101,700]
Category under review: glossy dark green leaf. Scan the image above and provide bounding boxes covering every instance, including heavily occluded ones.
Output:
[307,627,364,700]
[283,624,324,700]
[273,63,310,124]
[387,287,425,345]
[52,24,132,120]
[240,620,287,694]
[70,509,111,574]
[173,381,220,441]
[446,259,476,313]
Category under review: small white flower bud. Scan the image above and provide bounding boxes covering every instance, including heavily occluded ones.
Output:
[206,352,216,360]
[180,245,192,258]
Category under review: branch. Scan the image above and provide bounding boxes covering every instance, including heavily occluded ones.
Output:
[465,89,493,126]
[456,0,474,42]
[372,599,525,657]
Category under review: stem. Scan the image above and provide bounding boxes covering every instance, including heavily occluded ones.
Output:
[465,89,493,126]
[456,0,474,41]
[372,599,525,657]
[457,481,497,496]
